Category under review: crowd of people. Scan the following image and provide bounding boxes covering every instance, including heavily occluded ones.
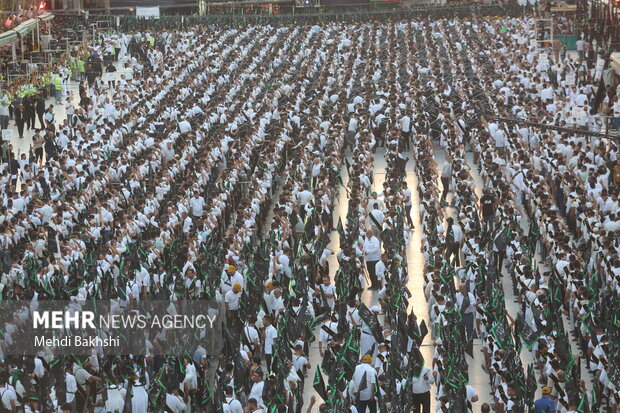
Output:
[0,7,616,413]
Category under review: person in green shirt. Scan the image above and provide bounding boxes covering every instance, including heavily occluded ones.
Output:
[78,59,85,81]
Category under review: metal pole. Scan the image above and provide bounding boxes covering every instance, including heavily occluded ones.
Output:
[32,23,36,60]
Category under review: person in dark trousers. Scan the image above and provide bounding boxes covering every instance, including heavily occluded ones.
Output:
[32,130,44,164]
[106,62,117,88]
[23,94,35,131]
[363,229,381,290]
[14,103,25,139]
[402,181,414,228]
[44,130,57,161]
[410,366,433,413]
[36,93,46,130]
[480,188,497,233]
[43,105,56,132]
[86,63,97,87]
[10,95,20,119]
[352,355,377,413]
[9,152,20,187]
[444,217,463,266]
[440,153,453,204]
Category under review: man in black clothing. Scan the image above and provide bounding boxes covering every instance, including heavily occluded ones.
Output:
[86,63,97,87]
[14,103,25,139]
[79,91,92,109]
[35,94,46,130]
[44,130,57,160]
[480,188,497,232]
[106,62,117,88]
[9,152,20,187]
[23,95,35,131]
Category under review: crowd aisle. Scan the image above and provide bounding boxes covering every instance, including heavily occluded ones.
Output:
[300,148,496,412]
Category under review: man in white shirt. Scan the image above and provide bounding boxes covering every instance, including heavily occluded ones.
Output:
[374,254,388,289]
[225,283,242,327]
[575,39,585,60]
[456,283,477,340]
[314,276,336,312]
[248,371,265,407]
[445,217,463,266]
[292,344,311,378]
[243,319,261,356]
[0,91,9,129]
[400,113,411,150]
[33,357,45,383]
[296,184,314,219]
[352,355,377,412]
[369,192,385,212]
[597,190,614,213]
[311,157,322,178]
[402,181,413,228]
[441,154,453,203]
[575,88,588,107]
[262,315,278,370]
[369,202,384,237]
[189,192,205,218]
[363,229,381,290]
[44,105,56,131]
[347,116,358,150]
[64,364,77,412]
[278,247,292,278]
[165,389,186,413]
[73,361,101,412]
[223,386,243,413]
[182,359,197,408]
[0,371,17,413]
[411,366,434,413]
[11,192,26,214]
[466,384,479,405]
[492,127,507,155]
[178,118,191,133]
[161,141,175,162]
[220,265,244,295]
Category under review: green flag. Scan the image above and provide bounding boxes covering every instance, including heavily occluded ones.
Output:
[313,366,328,401]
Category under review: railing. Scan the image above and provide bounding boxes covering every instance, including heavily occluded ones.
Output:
[84,2,532,31]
